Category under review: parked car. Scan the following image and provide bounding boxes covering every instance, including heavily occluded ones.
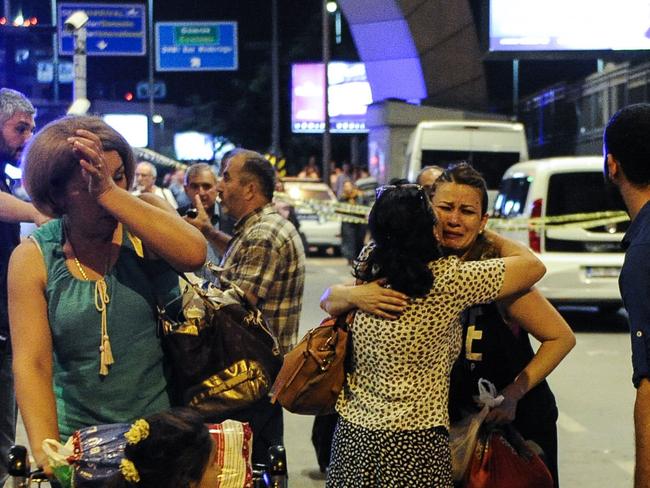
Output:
[492,156,627,312]
[281,178,342,254]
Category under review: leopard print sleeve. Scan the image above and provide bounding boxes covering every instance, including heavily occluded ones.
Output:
[453,257,506,308]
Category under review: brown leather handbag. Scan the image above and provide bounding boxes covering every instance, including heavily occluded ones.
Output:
[270,312,354,416]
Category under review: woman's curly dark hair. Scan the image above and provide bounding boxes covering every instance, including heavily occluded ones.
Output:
[354,184,441,297]
[106,408,212,488]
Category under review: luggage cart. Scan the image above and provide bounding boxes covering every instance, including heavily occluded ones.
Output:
[7,445,48,487]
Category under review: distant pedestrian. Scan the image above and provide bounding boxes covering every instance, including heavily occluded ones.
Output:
[354,166,378,206]
[339,180,366,265]
[298,155,320,179]
[133,161,178,209]
[329,161,341,189]
[168,168,191,208]
[334,162,352,198]
[603,103,650,488]
[416,165,444,199]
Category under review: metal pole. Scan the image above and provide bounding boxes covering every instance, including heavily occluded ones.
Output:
[147,0,155,150]
[72,26,87,101]
[350,135,359,166]
[51,0,59,102]
[512,58,519,117]
[3,0,9,19]
[335,10,341,44]
[271,0,280,156]
[321,0,331,185]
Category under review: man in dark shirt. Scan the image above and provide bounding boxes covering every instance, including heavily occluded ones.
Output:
[0,88,48,484]
[179,163,235,280]
[604,103,650,488]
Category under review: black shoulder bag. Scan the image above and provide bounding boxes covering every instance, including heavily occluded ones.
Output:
[159,274,283,421]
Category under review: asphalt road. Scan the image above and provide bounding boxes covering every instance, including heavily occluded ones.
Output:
[12,256,635,487]
[284,257,636,487]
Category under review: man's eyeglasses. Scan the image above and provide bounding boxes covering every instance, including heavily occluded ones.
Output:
[375,183,424,200]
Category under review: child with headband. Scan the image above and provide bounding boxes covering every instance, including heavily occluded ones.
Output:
[106,408,222,488]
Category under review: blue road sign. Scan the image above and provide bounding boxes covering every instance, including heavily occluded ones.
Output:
[156,22,238,72]
[58,3,146,56]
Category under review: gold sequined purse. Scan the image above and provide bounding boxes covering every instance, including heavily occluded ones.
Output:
[159,275,282,421]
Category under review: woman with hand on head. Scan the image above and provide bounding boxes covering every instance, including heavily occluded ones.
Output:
[8,116,206,475]
[322,183,545,487]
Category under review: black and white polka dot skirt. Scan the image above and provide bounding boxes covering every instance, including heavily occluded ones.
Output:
[326,417,453,488]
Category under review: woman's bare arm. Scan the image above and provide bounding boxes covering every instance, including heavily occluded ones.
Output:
[320,279,409,319]
[487,288,576,424]
[483,229,546,298]
[9,241,59,473]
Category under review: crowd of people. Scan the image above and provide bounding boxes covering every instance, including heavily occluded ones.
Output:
[0,83,649,488]
[0,88,306,485]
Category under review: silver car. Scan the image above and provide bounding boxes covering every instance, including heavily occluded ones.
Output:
[281,178,342,254]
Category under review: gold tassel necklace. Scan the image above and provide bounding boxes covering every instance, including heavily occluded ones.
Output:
[66,224,115,377]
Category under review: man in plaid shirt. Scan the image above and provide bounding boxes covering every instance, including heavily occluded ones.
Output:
[216,148,305,463]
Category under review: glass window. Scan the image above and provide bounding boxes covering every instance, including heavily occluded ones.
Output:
[594,91,605,127]
[493,177,530,218]
[421,150,521,189]
[628,85,645,104]
[546,172,626,216]
[580,95,593,130]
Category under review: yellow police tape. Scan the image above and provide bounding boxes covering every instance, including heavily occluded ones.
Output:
[274,192,370,224]
[274,192,630,229]
[489,211,629,232]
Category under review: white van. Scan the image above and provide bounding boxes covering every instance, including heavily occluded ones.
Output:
[492,156,627,312]
[405,120,528,188]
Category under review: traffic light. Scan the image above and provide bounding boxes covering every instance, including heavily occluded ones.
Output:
[0,16,53,34]
[0,15,38,27]
[123,91,134,102]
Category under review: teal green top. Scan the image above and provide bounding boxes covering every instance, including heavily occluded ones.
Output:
[31,219,176,439]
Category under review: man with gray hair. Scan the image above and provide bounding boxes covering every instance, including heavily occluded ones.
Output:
[0,88,48,484]
[133,160,178,208]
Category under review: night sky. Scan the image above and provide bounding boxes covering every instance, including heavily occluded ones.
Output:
[6,0,325,105]
[6,0,605,107]
[2,0,624,163]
